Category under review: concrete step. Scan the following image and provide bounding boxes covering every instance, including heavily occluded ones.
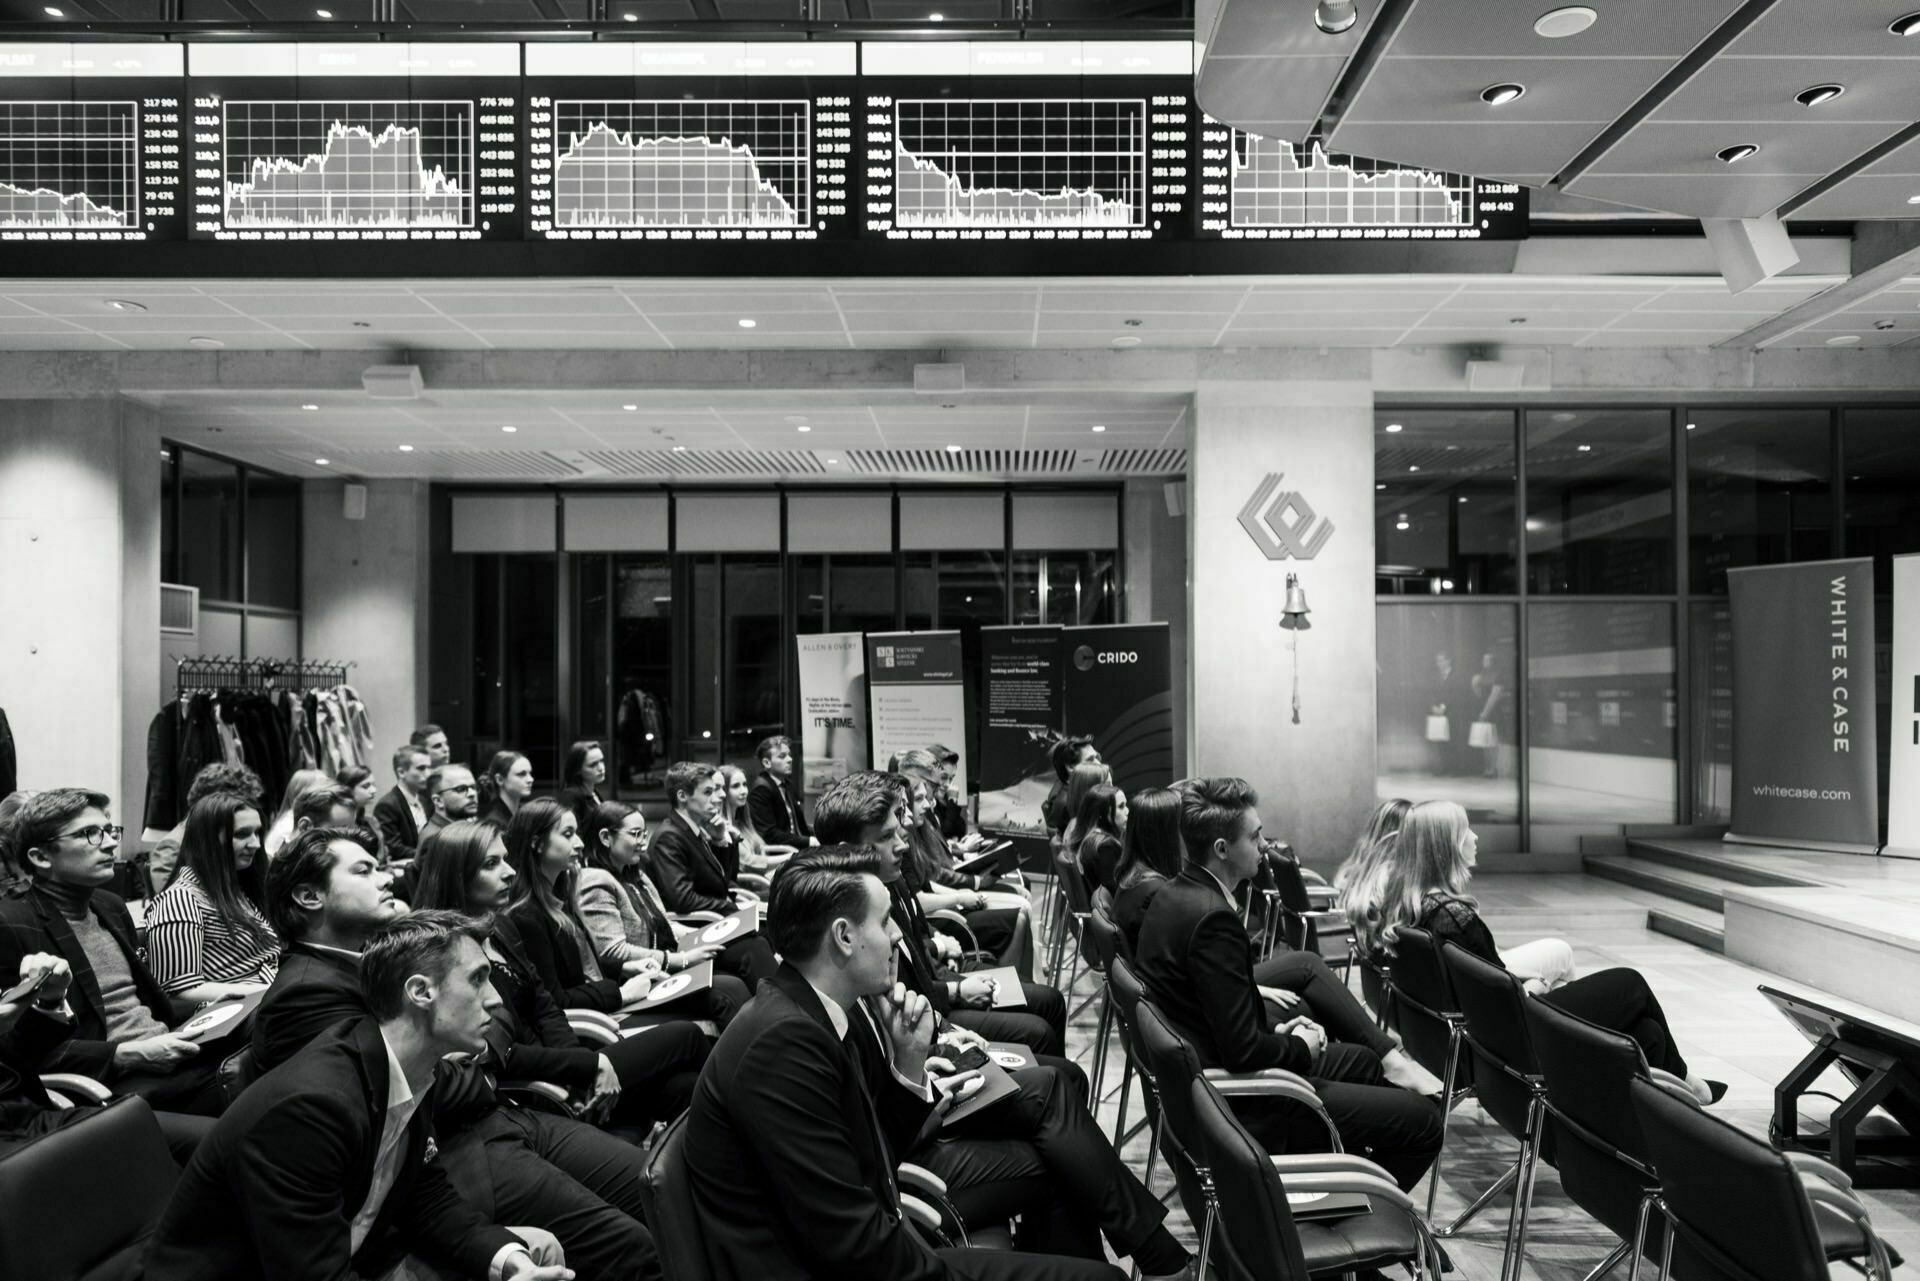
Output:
[1647,904,1725,954]
[1583,855,1734,913]
[1622,839,1820,888]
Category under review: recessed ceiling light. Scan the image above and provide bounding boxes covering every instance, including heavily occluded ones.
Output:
[315,6,332,15]
[737,318,757,328]
[1376,483,1385,490]
[1717,143,1759,163]
[622,403,638,411]
[301,402,318,411]
[1890,12,1920,35]
[672,444,688,452]
[1111,335,1141,347]
[1091,424,1106,433]
[623,9,637,17]
[945,444,963,453]
[1384,422,1403,433]
[1796,84,1845,107]
[826,458,839,465]
[501,424,517,432]
[314,458,329,466]
[1458,497,1469,503]
[1408,465,1420,472]
[42,4,63,14]
[1312,0,1357,34]
[1686,422,1696,430]
[1534,5,1596,37]
[1826,334,1862,346]
[1395,518,1410,531]
[928,10,944,18]
[1577,444,1592,452]
[188,336,224,348]
[1481,83,1526,106]
[797,424,812,432]
[398,444,414,452]
[105,299,146,312]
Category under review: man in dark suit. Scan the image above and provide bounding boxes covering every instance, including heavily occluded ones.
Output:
[1134,777,1443,1191]
[0,789,224,1115]
[650,761,743,916]
[256,827,662,1281]
[144,911,572,1281]
[685,845,1120,1281]
[748,734,816,850]
[374,745,434,866]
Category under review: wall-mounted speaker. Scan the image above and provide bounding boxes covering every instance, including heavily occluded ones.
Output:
[1164,480,1186,517]
[343,483,367,521]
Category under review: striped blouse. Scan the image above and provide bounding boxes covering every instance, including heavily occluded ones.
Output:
[145,865,281,994]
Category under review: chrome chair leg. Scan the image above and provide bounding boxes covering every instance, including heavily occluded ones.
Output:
[1195,1174,1218,1281]
[1425,1020,1463,1225]
[1628,1189,1655,1281]
[1500,1096,1546,1281]
[1442,1159,1519,1237]
[1581,1239,1633,1281]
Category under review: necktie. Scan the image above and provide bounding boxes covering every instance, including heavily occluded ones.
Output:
[841,1020,901,1217]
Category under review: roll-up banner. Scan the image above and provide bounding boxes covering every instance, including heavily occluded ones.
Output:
[1887,554,1920,858]
[976,625,1065,836]
[866,631,969,797]
[795,632,868,802]
[1727,559,1880,853]
[1062,623,1176,798]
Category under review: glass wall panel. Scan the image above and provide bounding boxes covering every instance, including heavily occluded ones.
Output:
[1012,551,1120,625]
[611,557,673,793]
[1842,407,1920,595]
[160,444,178,583]
[502,556,559,783]
[1527,601,1677,824]
[1375,604,1519,823]
[1688,599,1734,824]
[688,559,720,762]
[1687,408,1832,594]
[796,554,898,635]
[178,450,241,601]
[244,470,302,609]
[574,555,610,741]
[723,558,785,773]
[1525,410,1674,594]
[1375,410,1518,595]
[471,555,502,741]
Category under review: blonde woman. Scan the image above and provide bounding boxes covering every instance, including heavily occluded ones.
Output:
[1356,800,1724,1105]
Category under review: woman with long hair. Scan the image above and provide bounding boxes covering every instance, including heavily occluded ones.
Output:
[558,740,609,836]
[480,751,535,829]
[264,767,329,858]
[1058,760,1113,853]
[1356,799,1723,1105]
[146,791,279,1003]
[500,798,648,1014]
[577,800,752,1026]
[716,764,775,875]
[335,763,386,862]
[1109,787,1183,952]
[1071,783,1128,896]
[410,818,710,1130]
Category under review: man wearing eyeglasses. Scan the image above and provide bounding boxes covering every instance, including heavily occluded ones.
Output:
[422,765,480,839]
[0,788,226,1116]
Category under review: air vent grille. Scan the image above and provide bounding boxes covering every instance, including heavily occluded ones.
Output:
[580,450,828,477]
[160,583,198,636]
[1098,448,1188,475]
[847,449,1080,476]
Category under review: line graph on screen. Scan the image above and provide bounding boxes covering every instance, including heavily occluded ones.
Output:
[1229,135,1474,228]
[0,100,139,229]
[221,100,475,229]
[893,98,1147,229]
[551,99,811,229]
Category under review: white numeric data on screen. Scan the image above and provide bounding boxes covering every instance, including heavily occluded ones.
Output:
[890,99,1147,230]
[0,101,141,229]
[219,100,475,230]
[548,100,811,229]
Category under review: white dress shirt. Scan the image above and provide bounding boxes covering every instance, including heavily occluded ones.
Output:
[803,978,935,1103]
[404,788,430,837]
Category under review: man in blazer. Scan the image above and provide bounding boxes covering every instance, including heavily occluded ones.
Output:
[254,828,662,1281]
[143,911,570,1281]
[1133,777,1442,1191]
[373,745,434,866]
[0,789,224,1115]
[649,761,741,916]
[748,734,815,850]
[684,845,1120,1281]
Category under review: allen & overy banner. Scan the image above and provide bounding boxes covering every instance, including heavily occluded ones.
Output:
[865,630,969,797]
[1727,559,1880,853]
[794,632,868,800]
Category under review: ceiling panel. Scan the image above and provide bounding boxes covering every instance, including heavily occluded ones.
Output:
[1337,56,1661,126]
[1722,1,1920,57]
[1321,121,1591,185]
[1385,0,1746,59]
[1790,131,1920,219]
[1564,171,1815,219]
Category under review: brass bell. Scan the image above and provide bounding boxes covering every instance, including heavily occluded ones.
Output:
[1279,573,1312,630]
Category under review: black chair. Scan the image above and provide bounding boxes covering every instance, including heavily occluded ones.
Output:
[1630,1076,1897,1281]
[1083,905,1125,1108]
[1187,1075,1444,1281]
[1381,926,1472,1224]
[638,1112,714,1281]
[0,1097,180,1281]
[1106,955,1165,1181]
[1438,941,1550,1281]
[1262,846,1353,968]
[1047,847,1096,996]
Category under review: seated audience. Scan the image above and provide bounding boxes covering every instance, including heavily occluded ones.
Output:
[0,789,33,891]
[338,764,385,858]
[927,741,969,841]
[718,764,775,875]
[481,751,536,830]
[1132,777,1444,1190]
[495,806,714,1129]
[1349,799,1724,1106]
[747,733,815,850]
[145,792,280,1004]
[412,722,452,769]
[1041,737,1100,842]
[142,912,571,1281]
[683,844,1124,1281]
[372,744,434,866]
[898,767,1031,976]
[1,951,212,1163]
[0,788,226,1115]
[1108,787,1181,954]
[1056,762,1112,862]
[1331,797,1412,914]
[557,739,608,838]
[143,762,264,895]
[423,763,480,840]
[577,800,749,1026]
[896,750,1019,896]
[254,826,663,1281]
[649,761,751,917]
[264,767,331,858]
[1070,783,1127,896]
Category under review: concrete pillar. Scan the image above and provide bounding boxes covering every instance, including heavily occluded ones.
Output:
[301,480,431,762]
[1189,378,1376,868]
[1124,476,1191,777]
[0,399,160,828]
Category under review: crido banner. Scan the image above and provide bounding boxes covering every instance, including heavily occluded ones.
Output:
[1061,623,1175,798]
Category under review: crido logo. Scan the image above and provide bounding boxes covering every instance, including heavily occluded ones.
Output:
[1075,646,1138,671]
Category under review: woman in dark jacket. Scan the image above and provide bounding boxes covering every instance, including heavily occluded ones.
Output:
[556,740,608,839]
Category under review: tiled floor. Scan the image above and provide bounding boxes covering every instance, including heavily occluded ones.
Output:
[1053,872,1920,1279]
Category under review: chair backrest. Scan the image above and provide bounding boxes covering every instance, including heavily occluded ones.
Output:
[1263,846,1312,914]
[1085,906,1121,976]
[0,1096,178,1281]
[1630,1077,1829,1281]
[1438,941,1539,1143]
[1188,1076,1313,1281]
[1107,951,1147,1030]
[1522,995,1663,1246]
[639,1111,716,1281]
[1380,926,1462,1083]
[1056,848,1094,916]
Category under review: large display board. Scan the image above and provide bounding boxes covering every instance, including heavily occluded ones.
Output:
[0,38,1527,276]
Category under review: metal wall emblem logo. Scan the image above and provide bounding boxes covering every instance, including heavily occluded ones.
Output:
[1237,472,1334,561]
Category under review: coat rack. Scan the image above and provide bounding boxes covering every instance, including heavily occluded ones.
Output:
[174,655,355,697]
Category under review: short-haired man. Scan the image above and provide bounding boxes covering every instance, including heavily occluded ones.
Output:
[293,784,360,837]
[685,847,1122,1281]
[143,762,266,895]
[411,723,452,769]
[144,912,571,1281]
[748,735,816,850]
[423,764,479,840]
[926,742,969,841]
[253,829,660,1281]
[1133,777,1444,1191]
[0,789,226,1115]
[1042,738,1099,837]
[651,761,745,916]
[374,746,434,865]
